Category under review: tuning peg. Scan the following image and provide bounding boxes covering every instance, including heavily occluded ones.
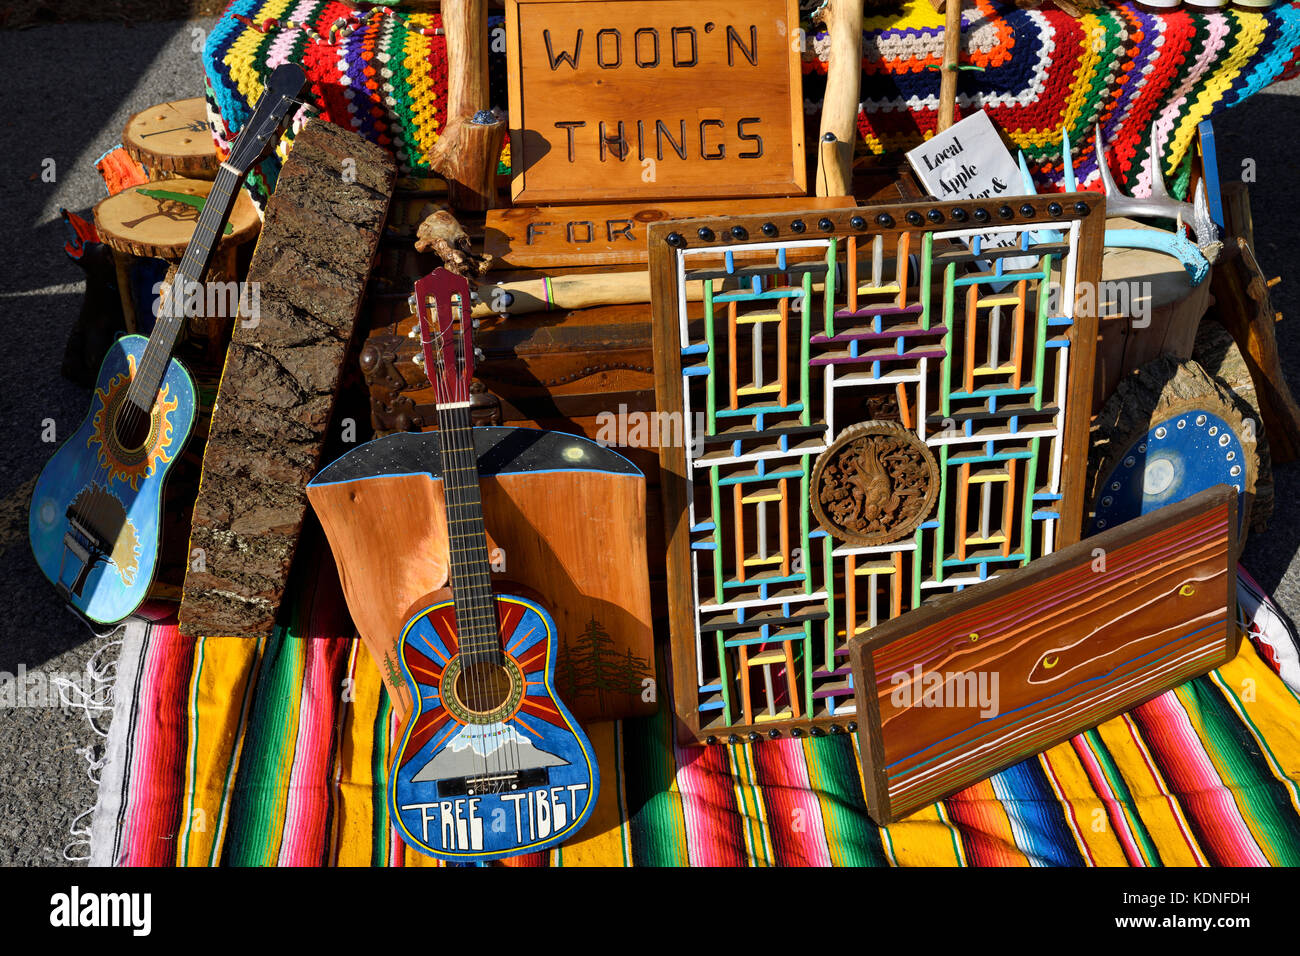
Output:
[473,348,485,362]
[407,293,418,314]
[413,352,424,366]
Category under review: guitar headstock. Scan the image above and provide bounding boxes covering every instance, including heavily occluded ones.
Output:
[225,62,308,175]
[413,269,475,407]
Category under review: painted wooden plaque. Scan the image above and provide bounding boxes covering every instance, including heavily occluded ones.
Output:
[484,198,856,268]
[848,485,1239,824]
[648,197,1106,744]
[505,0,806,203]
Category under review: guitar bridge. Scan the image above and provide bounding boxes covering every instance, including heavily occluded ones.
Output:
[438,767,550,798]
[58,511,109,600]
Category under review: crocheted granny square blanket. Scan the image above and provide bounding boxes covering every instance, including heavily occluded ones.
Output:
[202,0,1300,201]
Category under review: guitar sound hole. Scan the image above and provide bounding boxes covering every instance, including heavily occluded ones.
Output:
[114,400,153,450]
[455,662,513,715]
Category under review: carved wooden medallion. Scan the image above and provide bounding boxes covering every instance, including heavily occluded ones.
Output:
[811,421,939,547]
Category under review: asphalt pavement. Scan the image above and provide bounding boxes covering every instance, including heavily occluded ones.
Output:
[0,18,1297,866]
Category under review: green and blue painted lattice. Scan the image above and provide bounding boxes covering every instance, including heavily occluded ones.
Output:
[650,201,1105,744]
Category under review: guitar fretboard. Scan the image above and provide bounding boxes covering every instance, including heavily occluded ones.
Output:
[435,402,502,665]
[125,167,244,411]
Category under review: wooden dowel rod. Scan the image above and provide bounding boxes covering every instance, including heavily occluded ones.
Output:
[937,0,962,133]
[815,0,864,197]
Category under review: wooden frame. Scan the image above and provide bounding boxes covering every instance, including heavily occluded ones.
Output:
[505,0,806,203]
[848,485,1239,824]
[648,196,1106,745]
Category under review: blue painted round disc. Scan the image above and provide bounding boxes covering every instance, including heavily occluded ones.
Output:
[1089,409,1248,535]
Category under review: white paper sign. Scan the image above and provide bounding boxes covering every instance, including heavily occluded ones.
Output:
[906,109,1022,204]
[905,111,1034,271]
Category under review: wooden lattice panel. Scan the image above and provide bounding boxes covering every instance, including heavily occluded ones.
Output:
[649,197,1105,745]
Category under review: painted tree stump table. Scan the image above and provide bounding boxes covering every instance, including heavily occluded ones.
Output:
[92,178,260,350]
[123,98,219,180]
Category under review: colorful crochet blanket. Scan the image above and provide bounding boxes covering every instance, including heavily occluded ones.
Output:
[88,548,1300,866]
[202,0,1300,202]
[814,0,1300,196]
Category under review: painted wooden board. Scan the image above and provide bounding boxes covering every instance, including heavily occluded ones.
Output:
[484,198,856,267]
[648,196,1106,744]
[505,0,806,203]
[123,98,219,179]
[848,485,1239,824]
[307,428,656,724]
[178,119,396,636]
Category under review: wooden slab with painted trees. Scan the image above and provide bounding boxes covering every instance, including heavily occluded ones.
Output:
[505,0,806,203]
[848,485,1239,824]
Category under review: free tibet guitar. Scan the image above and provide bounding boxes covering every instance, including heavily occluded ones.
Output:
[28,64,306,625]
[389,269,599,861]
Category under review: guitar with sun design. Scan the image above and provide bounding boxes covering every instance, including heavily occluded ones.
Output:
[388,269,599,862]
[28,63,307,625]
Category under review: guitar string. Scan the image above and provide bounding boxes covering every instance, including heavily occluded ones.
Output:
[429,308,503,795]
[75,157,246,597]
[447,398,524,792]
[428,293,524,796]
[442,292,526,796]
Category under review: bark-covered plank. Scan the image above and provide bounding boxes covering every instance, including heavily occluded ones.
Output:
[178,119,396,636]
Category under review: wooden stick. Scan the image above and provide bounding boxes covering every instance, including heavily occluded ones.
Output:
[448,112,506,211]
[427,0,494,210]
[937,0,962,133]
[815,0,864,197]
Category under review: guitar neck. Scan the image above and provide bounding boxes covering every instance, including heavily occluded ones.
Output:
[126,164,245,409]
[436,402,501,665]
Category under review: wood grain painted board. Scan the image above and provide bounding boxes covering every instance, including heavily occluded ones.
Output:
[484,198,855,267]
[505,0,806,203]
[848,485,1239,824]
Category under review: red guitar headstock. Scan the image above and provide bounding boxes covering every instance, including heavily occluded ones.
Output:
[412,268,475,407]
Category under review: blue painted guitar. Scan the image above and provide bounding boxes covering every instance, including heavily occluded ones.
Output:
[389,269,599,861]
[28,64,306,625]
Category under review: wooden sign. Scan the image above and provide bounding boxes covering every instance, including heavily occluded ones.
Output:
[848,486,1239,824]
[505,0,806,204]
[485,197,855,268]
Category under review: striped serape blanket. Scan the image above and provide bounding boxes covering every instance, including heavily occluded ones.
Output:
[89,553,1300,866]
